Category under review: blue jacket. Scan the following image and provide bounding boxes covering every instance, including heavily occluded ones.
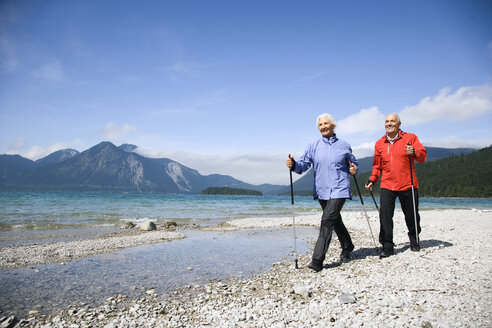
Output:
[293,134,358,200]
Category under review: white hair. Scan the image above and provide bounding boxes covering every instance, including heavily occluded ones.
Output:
[317,113,336,130]
[387,113,401,124]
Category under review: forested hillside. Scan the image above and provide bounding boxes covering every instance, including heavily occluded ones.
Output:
[201,187,262,196]
[354,146,492,198]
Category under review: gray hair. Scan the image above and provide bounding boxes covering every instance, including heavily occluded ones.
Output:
[387,113,401,124]
[317,113,336,130]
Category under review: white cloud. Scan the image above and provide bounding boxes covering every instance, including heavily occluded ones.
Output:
[352,141,376,159]
[336,106,385,136]
[101,122,137,142]
[10,137,27,151]
[22,145,49,160]
[32,59,65,81]
[6,140,74,160]
[399,85,492,125]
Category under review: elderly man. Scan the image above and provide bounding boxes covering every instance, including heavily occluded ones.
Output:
[365,113,427,258]
[286,113,358,272]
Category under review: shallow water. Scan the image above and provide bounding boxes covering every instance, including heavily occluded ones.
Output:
[0,227,318,318]
[2,192,490,232]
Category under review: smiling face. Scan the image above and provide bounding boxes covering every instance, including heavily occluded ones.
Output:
[318,116,335,138]
[385,114,401,138]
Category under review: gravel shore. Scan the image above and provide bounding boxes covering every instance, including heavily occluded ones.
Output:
[2,209,491,327]
[0,230,185,269]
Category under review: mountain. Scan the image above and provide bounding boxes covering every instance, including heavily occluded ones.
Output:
[0,154,35,180]
[0,142,273,194]
[279,146,479,196]
[418,146,476,161]
[34,149,80,166]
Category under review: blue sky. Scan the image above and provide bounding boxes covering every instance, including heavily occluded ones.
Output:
[1,0,491,185]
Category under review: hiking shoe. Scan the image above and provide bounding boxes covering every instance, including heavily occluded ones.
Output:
[340,244,355,261]
[379,249,394,259]
[307,260,323,272]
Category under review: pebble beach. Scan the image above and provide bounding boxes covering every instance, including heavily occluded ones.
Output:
[1,208,491,327]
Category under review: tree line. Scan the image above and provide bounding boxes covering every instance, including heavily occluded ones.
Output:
[201,187,263,196]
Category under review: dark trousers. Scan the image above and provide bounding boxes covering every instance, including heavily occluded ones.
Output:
[312,198,354,263]
[379,188,422,250]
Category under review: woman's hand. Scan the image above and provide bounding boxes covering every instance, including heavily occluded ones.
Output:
[349,162,357,175]
[286,154,294,169]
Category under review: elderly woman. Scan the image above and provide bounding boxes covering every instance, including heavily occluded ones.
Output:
[286,113,358,272]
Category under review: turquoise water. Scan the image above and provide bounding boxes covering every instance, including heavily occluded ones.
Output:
[1,191,491,231]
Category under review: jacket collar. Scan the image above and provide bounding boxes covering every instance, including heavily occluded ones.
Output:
[322,134,338,144]
[382,129,405,142]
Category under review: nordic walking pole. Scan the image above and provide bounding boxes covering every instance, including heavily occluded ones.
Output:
[289,157,299,269]
[369,190,379,213]
[407,143,420,246]
[350,163,378,249]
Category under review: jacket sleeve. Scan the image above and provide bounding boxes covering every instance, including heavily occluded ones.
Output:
[293,144,313,174]
[348,145,358,169]
[369,142,382,183]
[410,135,427,163]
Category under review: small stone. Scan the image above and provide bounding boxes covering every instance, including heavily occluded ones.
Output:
[122,221,135,229]
[28,310,40,317]
[292,284,310,298]
[339,293,356,304]
[421,321,433,328]
[139,221,157,231]
[163,221,177,228]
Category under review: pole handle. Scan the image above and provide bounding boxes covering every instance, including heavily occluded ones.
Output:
[289,154,294,205]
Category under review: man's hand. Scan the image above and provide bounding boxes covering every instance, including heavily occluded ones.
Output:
[365,181,373,191]
[406,143,414,155]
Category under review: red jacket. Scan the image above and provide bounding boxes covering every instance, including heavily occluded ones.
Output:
[369,130,427,191]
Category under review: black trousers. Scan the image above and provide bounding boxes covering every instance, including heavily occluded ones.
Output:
[379,188,422,250]
[312,198,354,263]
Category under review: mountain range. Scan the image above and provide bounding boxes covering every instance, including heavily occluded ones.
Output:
[0,142,478,195]
[0,142,279,194]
